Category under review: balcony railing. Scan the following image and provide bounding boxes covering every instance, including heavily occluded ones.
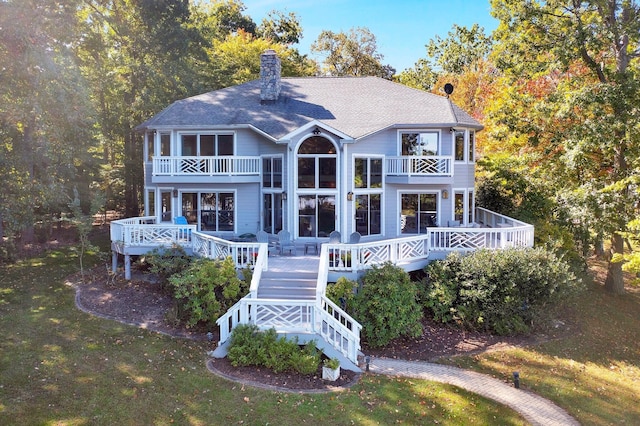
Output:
[152,156,260,176]
[386,155,453,176]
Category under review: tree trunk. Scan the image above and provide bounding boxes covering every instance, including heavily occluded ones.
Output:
[604,233,625,294]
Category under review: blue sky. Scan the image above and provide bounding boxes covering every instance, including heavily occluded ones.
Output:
[242,0,499,72]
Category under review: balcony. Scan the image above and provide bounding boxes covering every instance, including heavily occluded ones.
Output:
[151,156,261,183]
[385,155,453,184]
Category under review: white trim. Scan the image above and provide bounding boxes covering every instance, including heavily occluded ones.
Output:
[279,120,353,142]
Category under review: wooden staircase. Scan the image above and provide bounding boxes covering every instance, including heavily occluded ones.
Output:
[256,271,317,300]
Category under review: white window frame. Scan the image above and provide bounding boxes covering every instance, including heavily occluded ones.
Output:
[262,155,284,189]
[176,131,236,156]
[398,190,442,234]
[398,130,442,156]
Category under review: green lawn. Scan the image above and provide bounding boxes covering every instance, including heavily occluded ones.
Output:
[444,265,640,425]
[0,246,526,425]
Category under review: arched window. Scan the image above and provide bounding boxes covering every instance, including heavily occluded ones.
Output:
[297,136,337,189]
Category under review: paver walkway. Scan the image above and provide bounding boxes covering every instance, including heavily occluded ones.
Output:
[369,357,579,426]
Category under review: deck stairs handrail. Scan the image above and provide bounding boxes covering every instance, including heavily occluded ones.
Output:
[216,294,362,364]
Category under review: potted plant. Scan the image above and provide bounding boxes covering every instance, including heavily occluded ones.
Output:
[322,357,340,381]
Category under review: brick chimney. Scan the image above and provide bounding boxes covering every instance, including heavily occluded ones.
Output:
[260,49,281,103]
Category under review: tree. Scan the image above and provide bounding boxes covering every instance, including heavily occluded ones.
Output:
[490,0,640,294]
[191,0,257,43]
[257,10,303,45]
[80,0,207,217]
[426,23,492,74]
[311,27,394,78]
[0,0,97,244]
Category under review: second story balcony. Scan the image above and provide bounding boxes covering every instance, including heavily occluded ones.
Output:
[385,155,454,184]
[151,156,261,184]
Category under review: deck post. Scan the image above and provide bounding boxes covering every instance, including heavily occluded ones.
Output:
[112,251,118,274]
[124,254,131,280]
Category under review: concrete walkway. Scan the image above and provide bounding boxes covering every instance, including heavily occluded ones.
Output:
[369,357,579,426]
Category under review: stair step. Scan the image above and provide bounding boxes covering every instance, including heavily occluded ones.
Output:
[259,278,316,287]
[261,273,318,281]
[257,288,316,300]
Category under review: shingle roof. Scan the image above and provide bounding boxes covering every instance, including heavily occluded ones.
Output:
[137,76,482,139]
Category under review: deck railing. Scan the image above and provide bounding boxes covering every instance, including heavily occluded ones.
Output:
[110,217,196,248]
[152,156,260,176]
[216,295,361,363]
[324,234,431,272]
[386,155,453,176]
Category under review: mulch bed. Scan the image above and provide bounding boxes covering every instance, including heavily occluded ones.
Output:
[70,265,554,392]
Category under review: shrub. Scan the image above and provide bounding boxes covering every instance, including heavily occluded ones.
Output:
[227,325,321,375]
[325,277,358,313]
[169,256,248,328]
[145,245,192,290]
[423,248,580,335]
[354,262,423,347]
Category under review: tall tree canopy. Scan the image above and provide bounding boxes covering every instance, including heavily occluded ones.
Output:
[0,0,96,243]
[490,0,640,293]
[311,27,394,78]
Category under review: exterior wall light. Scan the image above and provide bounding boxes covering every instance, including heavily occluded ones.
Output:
[347,191,354,201]
[173,188,178,198]
[442,190,448,199]
[282,191,287,200]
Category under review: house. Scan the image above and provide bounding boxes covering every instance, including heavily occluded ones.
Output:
[110,50,533,367]
[137,49,482,241]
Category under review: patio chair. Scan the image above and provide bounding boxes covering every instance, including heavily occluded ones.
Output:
[257,230,277,256]
[173,216,191,239]
[348,231,361,244]
[447,220,461,227]
[328,230,341,243]
[277,230,295,255]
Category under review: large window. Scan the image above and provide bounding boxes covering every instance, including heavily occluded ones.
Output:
[468,130,475,162]
[356,194,381,236]
[454,191,465,222]
[401,132,439,156]
[354,156,382,236]
[160,190,172,222]
[298,195,336,238]
[180,133,234,156]
[297,137,337,189]
[263,193,284,235]
[146,189,156,217]
[262,156,283,188]
[160,133,170,156]
[200,192,234,232]
[180,193,198,224]
[454,130,465,161]
[355,157,382,188]
[400,193,438,234]
[453,189,475,225]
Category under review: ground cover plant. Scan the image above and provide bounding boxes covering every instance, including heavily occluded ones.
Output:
[0,244,527,425]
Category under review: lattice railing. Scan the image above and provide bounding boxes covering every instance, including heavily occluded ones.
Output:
[216,295,361,363]
[325,235,429,272]
[152,156,260,176]
[386,155,452,176]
